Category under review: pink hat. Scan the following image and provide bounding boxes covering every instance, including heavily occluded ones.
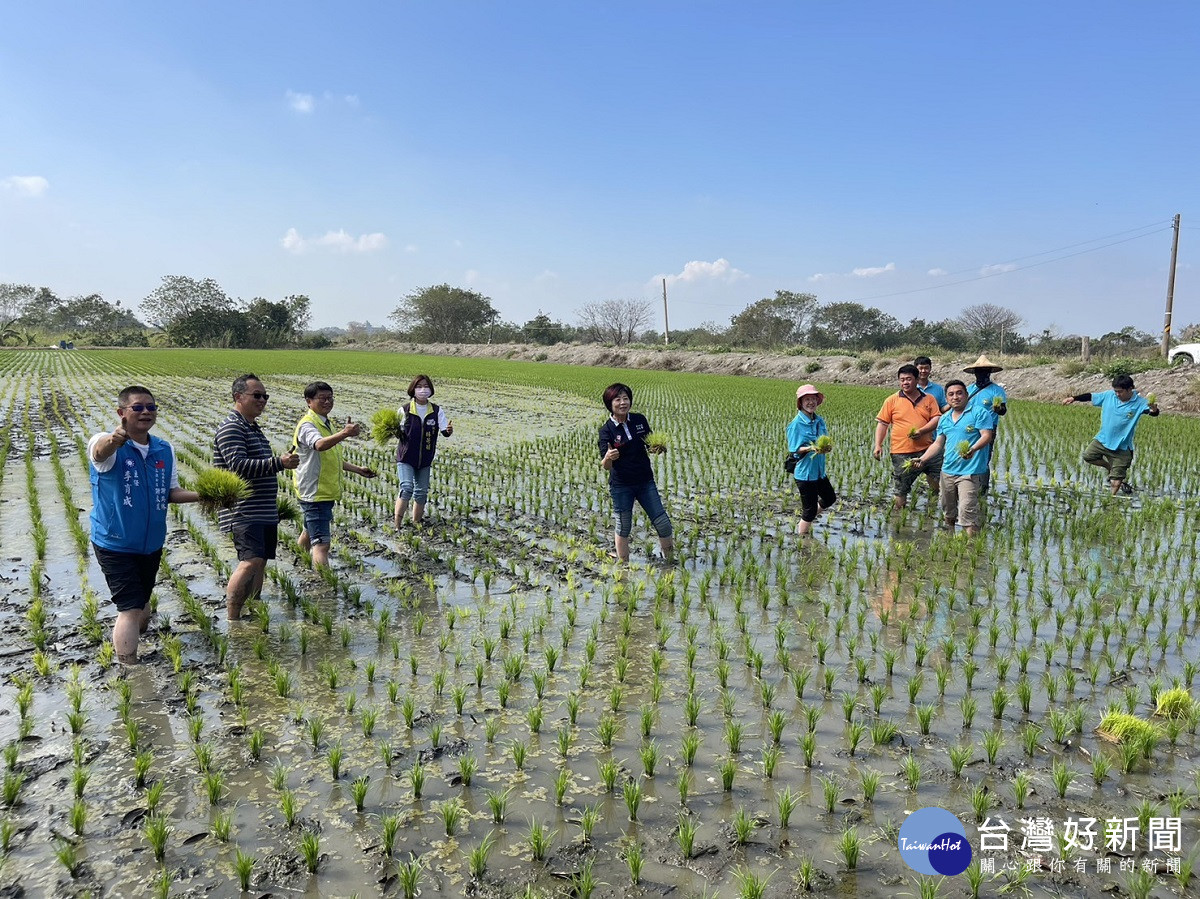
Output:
[796,384,825,406]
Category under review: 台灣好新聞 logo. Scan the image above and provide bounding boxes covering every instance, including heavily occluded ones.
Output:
[898,807,972,875]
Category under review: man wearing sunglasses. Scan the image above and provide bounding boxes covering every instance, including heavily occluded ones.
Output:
[89,386,199,664]
[214,373,299,620]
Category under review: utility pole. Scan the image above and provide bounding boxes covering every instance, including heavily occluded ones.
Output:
[662,278,670,345]
[1162,213,1181,358]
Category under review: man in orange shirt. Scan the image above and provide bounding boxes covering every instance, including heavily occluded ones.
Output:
[873,364,943,511]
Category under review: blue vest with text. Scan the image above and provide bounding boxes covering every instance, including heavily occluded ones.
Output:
[89,436,173,554]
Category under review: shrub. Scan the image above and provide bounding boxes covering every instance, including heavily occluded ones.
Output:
[805,362,822,374]
[1058,361,1086,377]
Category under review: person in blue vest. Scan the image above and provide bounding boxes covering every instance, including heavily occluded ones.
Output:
[964,355,1007,495]
[393,374,453,528]
[1063,374,1159,495]
[292,381,377,568]
[89,386,199,664]
[913,379,995,536]
[786,384,837,538]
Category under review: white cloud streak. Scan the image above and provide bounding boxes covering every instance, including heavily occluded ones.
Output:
[2,175,49,197]
[927,268,948,276]
[851,262,895,278]
[808,261,896,282]
[980,263,1017,275]
[280,228,387,254]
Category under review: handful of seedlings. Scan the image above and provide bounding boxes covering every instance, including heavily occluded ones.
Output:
[195,469,252,511]
[991,396,1003,411]
[907,427,920,440]
[956,440,973,459]
[812,435,834,453]
[371,409,405,445]
[1146,392,1157,406]
[645,433,669,454]
[1097,711,1161,745]
[901,458,919,473]
[1154,687,1193,719]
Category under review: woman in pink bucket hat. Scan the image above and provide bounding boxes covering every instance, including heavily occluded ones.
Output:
[786,384,837,537]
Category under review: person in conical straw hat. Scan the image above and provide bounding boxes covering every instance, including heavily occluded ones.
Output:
[786,384,837,537]
[963,355,1006,495]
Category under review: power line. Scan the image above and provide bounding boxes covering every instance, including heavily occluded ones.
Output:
[668,219,1175,311]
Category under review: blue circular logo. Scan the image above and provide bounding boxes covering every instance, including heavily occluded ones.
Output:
[898,807,972,875]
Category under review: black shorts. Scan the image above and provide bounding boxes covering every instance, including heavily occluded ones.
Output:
[231,521,278,562]
[93,544,163,612]
[793,477,837,522]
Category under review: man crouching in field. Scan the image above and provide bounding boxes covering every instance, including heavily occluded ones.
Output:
[214,374,298,620]
[89,386,199,664]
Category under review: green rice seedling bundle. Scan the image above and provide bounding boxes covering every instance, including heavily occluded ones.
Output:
[370,408,404,444]
[645,431,669,453]
[813,435,833,453]
[1097,711,1161,745]
[1155,687,1193,719]
[991,396,1003,410]
[956,440,973,459]
[1145,393,1157,405]
[194,469,251,511]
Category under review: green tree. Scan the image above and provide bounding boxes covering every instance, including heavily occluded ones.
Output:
[522,311,569,345]
[727,290,817,348]
[810,302,903,350]
[140,275,231,330]
[390,284,499,343]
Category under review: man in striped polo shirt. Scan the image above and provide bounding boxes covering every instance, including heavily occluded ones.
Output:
[214,373,298,620]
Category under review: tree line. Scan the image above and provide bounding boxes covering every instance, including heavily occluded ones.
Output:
[387,284,1177,358]
[0,276,1184,357]
[0,276,316,349]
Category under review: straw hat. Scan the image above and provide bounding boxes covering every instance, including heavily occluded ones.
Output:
[963,354,1004,374]
[796,384,825,406]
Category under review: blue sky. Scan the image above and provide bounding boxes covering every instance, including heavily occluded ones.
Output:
[2,2,1196,336]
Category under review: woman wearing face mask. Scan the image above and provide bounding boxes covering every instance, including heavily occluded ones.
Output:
[393,374,453,527]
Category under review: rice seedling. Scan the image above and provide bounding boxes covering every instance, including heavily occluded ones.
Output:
[625,842,644,885]
[623,777,643,820]
[527,818,555,861]
[948,744,970,778]
[408,761,426,799]
[211,808,233,841]
[234,848,256,890]
[487,786,511,823]
[836,825,861,870]
[299,828,321,873]
[143,813,170,862]
[1011,770,1032,809]
[902,754,921,791]
[280,789,299,827]
[397,855,423,899]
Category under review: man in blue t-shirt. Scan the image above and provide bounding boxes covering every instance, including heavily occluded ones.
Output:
[914,380,995,536]
[915,356,947,410]
[90,386,199,663]
[1063,374,1159,495]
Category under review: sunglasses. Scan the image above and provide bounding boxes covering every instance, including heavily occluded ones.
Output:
[124,403,159,412]
[240,392,270,401]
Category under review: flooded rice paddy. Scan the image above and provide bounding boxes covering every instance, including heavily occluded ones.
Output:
[0,348,1198,898]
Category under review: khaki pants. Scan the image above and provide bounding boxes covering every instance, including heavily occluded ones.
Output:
[940,474,983,528]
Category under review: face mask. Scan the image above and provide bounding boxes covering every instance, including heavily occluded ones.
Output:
[414,387,432,402]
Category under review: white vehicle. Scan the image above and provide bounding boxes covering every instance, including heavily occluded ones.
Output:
[1169,343,1200,365]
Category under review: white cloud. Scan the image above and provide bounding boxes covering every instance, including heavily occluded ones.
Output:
[286,90,314,113]
[851,262,896,278]
[659,258,748,288]
[280,227,388,254]
[808,262,895,282]
[464,269,480,285]
[980,263,1017,276]
[927,268,948,276]
[2,175,49,197]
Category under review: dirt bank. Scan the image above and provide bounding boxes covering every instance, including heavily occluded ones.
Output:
[358,341,1200,413]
